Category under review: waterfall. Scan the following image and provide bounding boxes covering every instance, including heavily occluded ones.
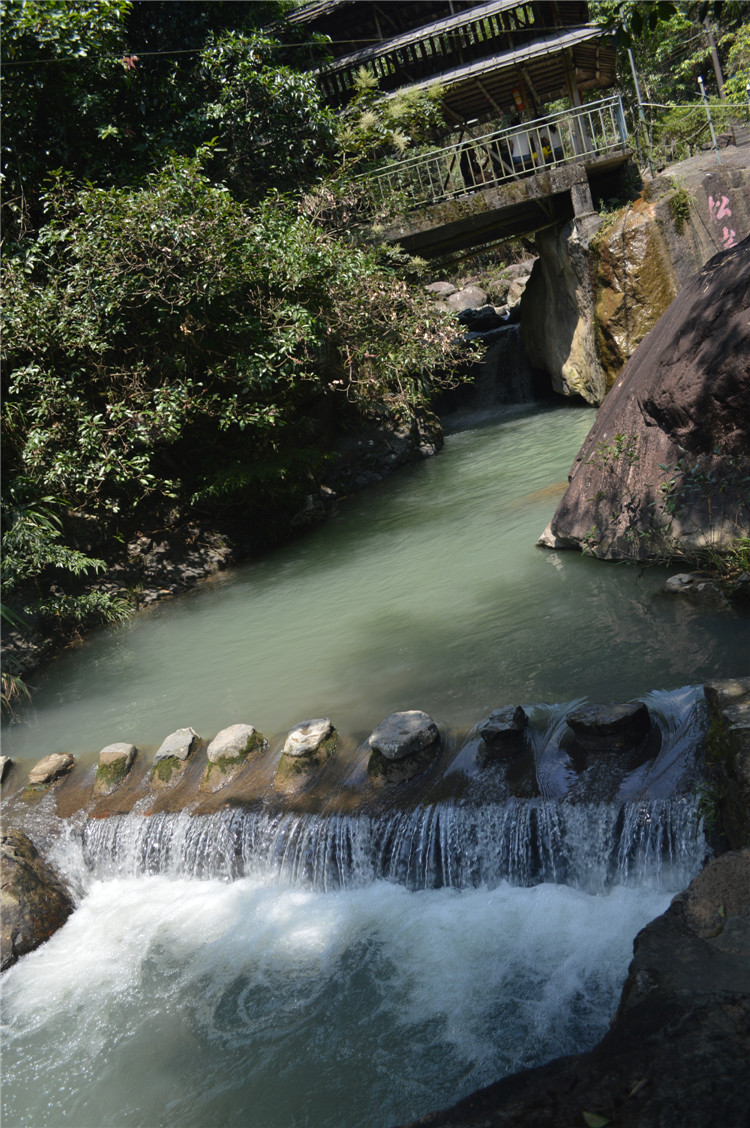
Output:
[478,323,537,405]
[438,323,539,416]
[82,797,707,894]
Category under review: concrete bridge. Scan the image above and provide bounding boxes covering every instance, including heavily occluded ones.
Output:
[368,96,632,257]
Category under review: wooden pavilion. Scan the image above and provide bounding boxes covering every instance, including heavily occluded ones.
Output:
[287,1,618,128]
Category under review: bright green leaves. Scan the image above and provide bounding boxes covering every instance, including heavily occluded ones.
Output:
[336,70,444,171]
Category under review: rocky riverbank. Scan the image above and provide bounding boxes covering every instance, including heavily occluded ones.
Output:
[522,134,750,404]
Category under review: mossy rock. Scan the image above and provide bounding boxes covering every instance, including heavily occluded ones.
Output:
[275,732,338,792]
[94,757,131,796]
[150,755,187,789]
[94,743,137,797]
[200,732,267,793]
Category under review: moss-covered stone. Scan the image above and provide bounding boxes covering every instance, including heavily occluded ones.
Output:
[94,743,137,797]
[275,731,338,791]
[200,732,266,792]
[150,755,185,788]
[95,757,131,793]
[366,740,438,786]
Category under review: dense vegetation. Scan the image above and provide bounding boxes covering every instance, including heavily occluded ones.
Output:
[591,1,750,165]
[1,0,463,705]
[2,0,748,710]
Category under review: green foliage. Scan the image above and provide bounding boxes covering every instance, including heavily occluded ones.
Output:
[2,152,464,616]
[721,21,750,100]
[336,68,445,171]
[1,1,466,690]
[1,0,131,238]
[0,1,328,239]
[591,3,749,169]
[586,432,641,471]
[0,477,130,638]
[196,30,337,200]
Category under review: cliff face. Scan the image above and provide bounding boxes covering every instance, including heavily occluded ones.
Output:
[538,235,750,560]
[521,142,750,404]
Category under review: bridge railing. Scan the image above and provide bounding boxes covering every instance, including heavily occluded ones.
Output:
[363,96,629,211]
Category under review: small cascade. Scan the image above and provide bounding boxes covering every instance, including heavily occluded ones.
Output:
[479,323,537,405]
[439,323,539,416]
[82,797,708,894]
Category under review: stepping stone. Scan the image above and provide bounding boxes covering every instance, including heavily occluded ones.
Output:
[28,753,75,787]
[283,718,335,757]
[566,702,650,752]
[94,742,136,797]
[368,710,439,762]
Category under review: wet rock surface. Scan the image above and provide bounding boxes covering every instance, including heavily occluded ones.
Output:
[150,727,200,790]
[27,753,75,787]
[703,677,750,850]
[475,706,529,763]
[154,727,199,763]
[201,724,266,793]
[565,701,650,751]
[283,718,335,757]
[369,710,440,762]
[1,828,74,972]
[275,721,338,794]
[207,724,259,763]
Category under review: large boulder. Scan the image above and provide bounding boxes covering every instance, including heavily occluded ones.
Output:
[522,151,750,405]
[1,829,74,972]
[521,219,603,403]
[538,235,750,560]
[592,158,750,389]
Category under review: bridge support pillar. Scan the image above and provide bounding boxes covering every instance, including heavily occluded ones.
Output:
[571,177,595,218]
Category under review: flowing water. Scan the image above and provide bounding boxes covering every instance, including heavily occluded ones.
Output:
[1,793,707,1128]
[2,400,745,1128]
[2,403,746,772]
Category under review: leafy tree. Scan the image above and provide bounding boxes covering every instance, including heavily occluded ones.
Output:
[0,1,466,685]
[1,152,463,617]
[194,29,337,200]
[0,0,329,237]
[721,20,750,100]
[1,0,132,240]
[590,1,748,163]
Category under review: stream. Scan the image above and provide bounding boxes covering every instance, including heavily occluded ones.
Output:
[1,399,746,1128]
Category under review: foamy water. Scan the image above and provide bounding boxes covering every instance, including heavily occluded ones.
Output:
[1,873,671,1128]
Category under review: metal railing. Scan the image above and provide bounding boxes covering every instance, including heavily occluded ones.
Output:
[363,95,629,211]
